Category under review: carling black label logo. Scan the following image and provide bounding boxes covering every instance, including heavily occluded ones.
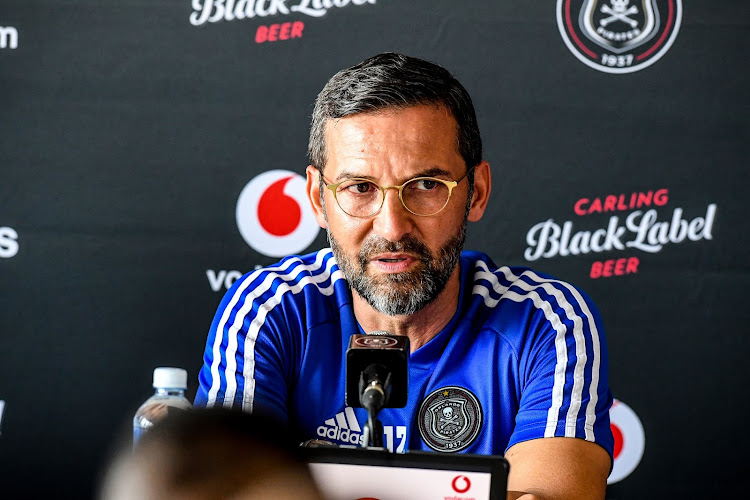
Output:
[556,0,682,73]
[522,189,718,280]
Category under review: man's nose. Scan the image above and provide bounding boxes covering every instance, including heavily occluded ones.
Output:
[371,188,415,242]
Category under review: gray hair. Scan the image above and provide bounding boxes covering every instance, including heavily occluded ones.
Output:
[308,52,482,183]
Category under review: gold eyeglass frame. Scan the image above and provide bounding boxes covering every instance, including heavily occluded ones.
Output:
[322,165,476,218]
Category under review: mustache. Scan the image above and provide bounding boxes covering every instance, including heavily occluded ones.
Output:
[357,235,431,268]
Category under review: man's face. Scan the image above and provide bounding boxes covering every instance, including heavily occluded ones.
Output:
[313,105,472,316]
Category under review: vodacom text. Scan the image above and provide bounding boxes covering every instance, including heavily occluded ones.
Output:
[0,26,18,49]
[207,269,247,292]
[0,227,19,258]
[190,0,377,26]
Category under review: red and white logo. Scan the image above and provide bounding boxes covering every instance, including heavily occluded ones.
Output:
[452,475,471,494]
[608,398,645,484]
[556,0,682,73]
[236,170,320,258]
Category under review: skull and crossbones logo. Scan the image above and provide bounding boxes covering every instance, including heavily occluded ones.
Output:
[438,406,460,430]
[600,0,639,28]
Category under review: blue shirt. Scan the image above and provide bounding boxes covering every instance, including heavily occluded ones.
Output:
[195,249,613,457]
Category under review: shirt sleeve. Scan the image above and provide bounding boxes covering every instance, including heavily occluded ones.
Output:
[194,271,293,425]
[506,274,614,459]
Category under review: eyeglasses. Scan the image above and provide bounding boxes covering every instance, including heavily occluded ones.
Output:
[322,166,475,218]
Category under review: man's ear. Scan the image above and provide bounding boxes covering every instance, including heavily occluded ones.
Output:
[306,165,328,229]
[468,161,491,222]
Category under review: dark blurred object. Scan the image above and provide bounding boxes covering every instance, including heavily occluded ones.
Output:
[301,439,339,448]
[100,407,323,500]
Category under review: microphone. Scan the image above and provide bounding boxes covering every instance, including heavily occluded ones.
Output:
[345,331,409,448]
[345,331,409,410]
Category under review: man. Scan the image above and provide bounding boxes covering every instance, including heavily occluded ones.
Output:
[196,53,613,499]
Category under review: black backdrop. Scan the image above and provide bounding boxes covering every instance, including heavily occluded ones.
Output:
[1,1,748,497]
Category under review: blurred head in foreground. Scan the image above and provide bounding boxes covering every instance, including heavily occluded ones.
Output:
[101,408,323,500]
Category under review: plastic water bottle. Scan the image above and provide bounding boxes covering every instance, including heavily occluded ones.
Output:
[133,367,191,445]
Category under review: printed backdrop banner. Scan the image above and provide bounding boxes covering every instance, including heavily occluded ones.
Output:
[1,0,748,497]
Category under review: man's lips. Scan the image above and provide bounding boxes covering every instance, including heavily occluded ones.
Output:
[369,253,418,272]
[371,252,413,261]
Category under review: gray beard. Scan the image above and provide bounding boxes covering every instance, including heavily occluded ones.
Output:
[327,224,466,316]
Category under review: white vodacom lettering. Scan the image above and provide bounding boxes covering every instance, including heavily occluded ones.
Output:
[206,270,243,292]
[524,204,717,261]
[0,227,19,258]
[190,0,376,26]
[0,26,18,49]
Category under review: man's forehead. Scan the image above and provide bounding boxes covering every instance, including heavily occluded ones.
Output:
[324,103,455,130]
[320,105,461,175]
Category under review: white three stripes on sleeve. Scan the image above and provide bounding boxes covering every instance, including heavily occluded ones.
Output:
[207,250,345,411]
[207,255,301,407]
[472,261,602,442]
[239,255,343,412]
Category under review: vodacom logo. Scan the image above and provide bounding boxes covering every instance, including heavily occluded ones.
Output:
[452,475,471,494]
[608,398,646,484]
[236,170,320,258]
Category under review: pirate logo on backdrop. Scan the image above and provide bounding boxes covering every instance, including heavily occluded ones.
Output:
[581,0,658,53]
[556,0,682,73]
[418,386,482,452]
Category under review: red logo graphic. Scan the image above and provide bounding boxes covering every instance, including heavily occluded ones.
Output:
[611,420,624,459]
[608,398,645,484]
[452,475,471,494]
[257,177,301,236]
[236,170,320,258]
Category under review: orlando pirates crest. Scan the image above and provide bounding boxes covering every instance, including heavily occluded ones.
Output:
[418,386,482,453]
[557,0,682,73]
[581,0,658,53]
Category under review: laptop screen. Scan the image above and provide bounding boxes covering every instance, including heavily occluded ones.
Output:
[302,447,508,500]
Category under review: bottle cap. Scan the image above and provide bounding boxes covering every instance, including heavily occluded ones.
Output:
[152,367,188,389]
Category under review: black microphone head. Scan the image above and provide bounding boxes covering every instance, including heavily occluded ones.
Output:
[345,333,409,408]
[362,363,388,385]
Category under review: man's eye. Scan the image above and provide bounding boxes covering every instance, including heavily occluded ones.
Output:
[414,179,438,190]
[341,181,376,194]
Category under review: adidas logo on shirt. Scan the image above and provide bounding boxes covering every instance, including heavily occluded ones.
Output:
[316,407,365,446]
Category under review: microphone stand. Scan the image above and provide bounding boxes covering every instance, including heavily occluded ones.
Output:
[359,368,391,449]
